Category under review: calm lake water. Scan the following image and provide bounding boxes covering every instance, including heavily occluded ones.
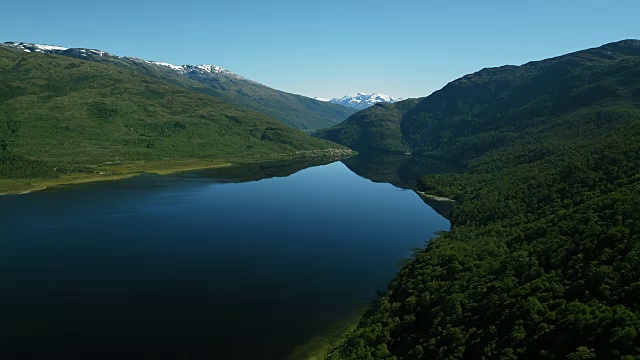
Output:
[1,159,449,359]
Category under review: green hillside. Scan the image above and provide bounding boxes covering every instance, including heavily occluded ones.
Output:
[327,40,640,358]
[318,40,640,158]
[182,69,358,131]
[1,42,357,131]
[0,47,349,193]
[315,98,420,153]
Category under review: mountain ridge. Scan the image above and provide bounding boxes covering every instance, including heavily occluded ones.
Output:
[1,41,357,131]
[317,39,640,157]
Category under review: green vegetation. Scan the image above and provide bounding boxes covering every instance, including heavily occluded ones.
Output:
[0,47,349,193]
[326,40,640,358]
[315,98,420,153]
[317,40,640,158]
[183,69,358,131]
[6,44,357,131]
[341,154,463,191]
[287,307,367,360]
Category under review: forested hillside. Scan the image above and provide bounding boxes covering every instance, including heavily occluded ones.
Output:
[1,42,357,131]
[0,47,347,193]
[318,40,640,157]
[329,40,640,359]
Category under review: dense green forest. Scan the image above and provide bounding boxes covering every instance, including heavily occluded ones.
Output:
[315,98,420,154]
[325,40,640,358]
[1,42,357,131]
[0,47,348,193]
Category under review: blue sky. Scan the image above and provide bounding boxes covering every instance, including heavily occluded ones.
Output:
[2,0,638,99]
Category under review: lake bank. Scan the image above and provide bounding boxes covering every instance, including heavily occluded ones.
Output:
[0,148,355,195]
[286,306,367,360]
[0,159,231,195]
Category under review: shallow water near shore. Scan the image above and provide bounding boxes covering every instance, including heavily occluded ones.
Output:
[1,160,449,359]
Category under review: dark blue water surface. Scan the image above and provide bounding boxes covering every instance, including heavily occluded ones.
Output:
[1,160,449,359]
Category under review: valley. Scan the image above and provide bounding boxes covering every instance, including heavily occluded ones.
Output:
[1,23,639,360]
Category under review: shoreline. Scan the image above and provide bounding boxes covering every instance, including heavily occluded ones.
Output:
[0,162,231,196]
[415,190,455,202]
[286,305,367,360]
[414,190,456,220]
[0,149,355,196]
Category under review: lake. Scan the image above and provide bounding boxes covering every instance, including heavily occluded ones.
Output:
[0,159,449,359]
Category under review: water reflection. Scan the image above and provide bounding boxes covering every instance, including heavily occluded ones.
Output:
[341,153,462,218]
[194,157,339,183]
[1,159,449,360]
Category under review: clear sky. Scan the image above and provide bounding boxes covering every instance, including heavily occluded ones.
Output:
[2,0,638,99]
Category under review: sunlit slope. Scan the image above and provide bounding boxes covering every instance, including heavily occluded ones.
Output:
[0,47,346,188]
[1,42,357,131]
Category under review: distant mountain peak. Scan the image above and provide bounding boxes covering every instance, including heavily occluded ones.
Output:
[328,93,404,110]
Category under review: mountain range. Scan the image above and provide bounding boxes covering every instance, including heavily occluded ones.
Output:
[316,93,403,110]
[3,37,640,358]
[1,42,356,131]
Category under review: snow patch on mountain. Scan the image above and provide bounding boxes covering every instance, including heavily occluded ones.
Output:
[328,93,404,110]
[2,42,114,58]
[3,42,69,53]
[2,41,254,83]
[144,60,255,83]
[195,64,225,74]
[147,61,185,71]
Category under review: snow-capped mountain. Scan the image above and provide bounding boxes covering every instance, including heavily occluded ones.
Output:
[325,93,404,110]
[1,42,250,82]
[1,41,356,130]
[143,61,256,83]
[3,41,111,57]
